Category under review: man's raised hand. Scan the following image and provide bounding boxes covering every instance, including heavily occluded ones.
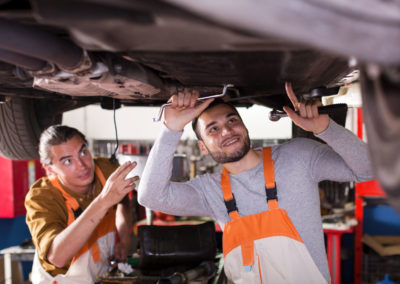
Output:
[99,161,138,208]
[164,90,214,132]
[283,82,330,134]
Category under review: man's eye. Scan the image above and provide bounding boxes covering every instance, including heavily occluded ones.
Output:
[80,149,87,156]
[63,159,71,165]
[229,118,237,124]
[209,127,218,133]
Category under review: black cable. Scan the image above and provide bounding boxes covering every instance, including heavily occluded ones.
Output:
[110,98,119,164]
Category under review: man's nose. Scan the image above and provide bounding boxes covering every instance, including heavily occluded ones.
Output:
[77,157,88,169]
[221,125,232,136]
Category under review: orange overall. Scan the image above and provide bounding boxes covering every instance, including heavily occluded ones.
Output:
[31,165,116,284]
[221,147,328,284]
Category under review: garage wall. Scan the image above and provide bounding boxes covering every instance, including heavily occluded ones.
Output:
[62,104,293,141]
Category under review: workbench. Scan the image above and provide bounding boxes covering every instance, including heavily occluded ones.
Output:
[0,245,34,284]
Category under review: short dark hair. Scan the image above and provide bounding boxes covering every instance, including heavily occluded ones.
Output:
[191,99,240,140]
[39,125,87,165]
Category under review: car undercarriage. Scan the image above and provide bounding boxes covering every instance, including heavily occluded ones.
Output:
[0,0,400,210]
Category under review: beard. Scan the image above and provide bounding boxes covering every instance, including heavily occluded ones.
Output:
[205,134,251,164]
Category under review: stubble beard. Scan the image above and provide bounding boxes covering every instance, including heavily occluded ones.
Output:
[207,135,251,164]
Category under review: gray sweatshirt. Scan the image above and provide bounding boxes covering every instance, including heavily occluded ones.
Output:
[138,119,374,282]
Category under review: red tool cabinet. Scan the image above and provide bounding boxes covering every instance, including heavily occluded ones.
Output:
[0,157,45,218]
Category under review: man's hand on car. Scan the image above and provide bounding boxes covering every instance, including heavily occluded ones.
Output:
[283,82,330,134]
[164,90,214,132]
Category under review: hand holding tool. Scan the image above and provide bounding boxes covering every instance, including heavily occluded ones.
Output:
[153,84,234,122]
[269,104,348,122]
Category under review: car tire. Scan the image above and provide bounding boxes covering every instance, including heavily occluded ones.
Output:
[0,97,62,160]
[360,65,400,212]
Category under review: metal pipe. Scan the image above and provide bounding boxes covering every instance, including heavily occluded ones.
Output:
[0,18,83,70]
[0,49,47,71]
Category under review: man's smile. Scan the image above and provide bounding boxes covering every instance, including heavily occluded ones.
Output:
[222,136,240,147]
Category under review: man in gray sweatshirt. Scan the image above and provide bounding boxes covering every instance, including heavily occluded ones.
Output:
[138,83,374,283]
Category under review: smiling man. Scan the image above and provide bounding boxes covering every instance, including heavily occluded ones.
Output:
[138,83,374,283]
[25,125,138,284]
[194,103,251,164]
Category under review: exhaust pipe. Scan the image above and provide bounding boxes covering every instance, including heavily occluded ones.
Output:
[0,49,47,71]
[0,18,85,71]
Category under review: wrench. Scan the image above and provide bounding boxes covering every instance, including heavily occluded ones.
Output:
[269,104,348,121]
[152,84,234,122]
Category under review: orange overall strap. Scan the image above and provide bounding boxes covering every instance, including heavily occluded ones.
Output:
[221,168,240,220]
[49,177,80,225]
[94,165,106,186]
[221,168,252,266]
[262,147,279,210]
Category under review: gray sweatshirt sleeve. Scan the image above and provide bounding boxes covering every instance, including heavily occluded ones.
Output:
[137,124,211,217]
[311,119,375,182]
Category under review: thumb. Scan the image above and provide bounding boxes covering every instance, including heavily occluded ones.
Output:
[193,98,214,116]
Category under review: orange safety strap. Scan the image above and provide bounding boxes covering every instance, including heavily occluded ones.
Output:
[49,177,80,225]
[50,164,113,264]
[262,147,279,210]
[262,147,275,189]
[221,168,240,220]
[94,165,106,186]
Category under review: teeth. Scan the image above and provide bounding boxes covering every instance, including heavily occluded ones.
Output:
[225,138,238,146]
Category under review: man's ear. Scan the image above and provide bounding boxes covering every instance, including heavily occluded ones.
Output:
[43,164,56,176]
[198,140,209,156]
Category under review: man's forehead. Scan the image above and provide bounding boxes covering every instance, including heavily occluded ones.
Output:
[199,104,238,122]
[50,135,86,157]
[58,135,86,147]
